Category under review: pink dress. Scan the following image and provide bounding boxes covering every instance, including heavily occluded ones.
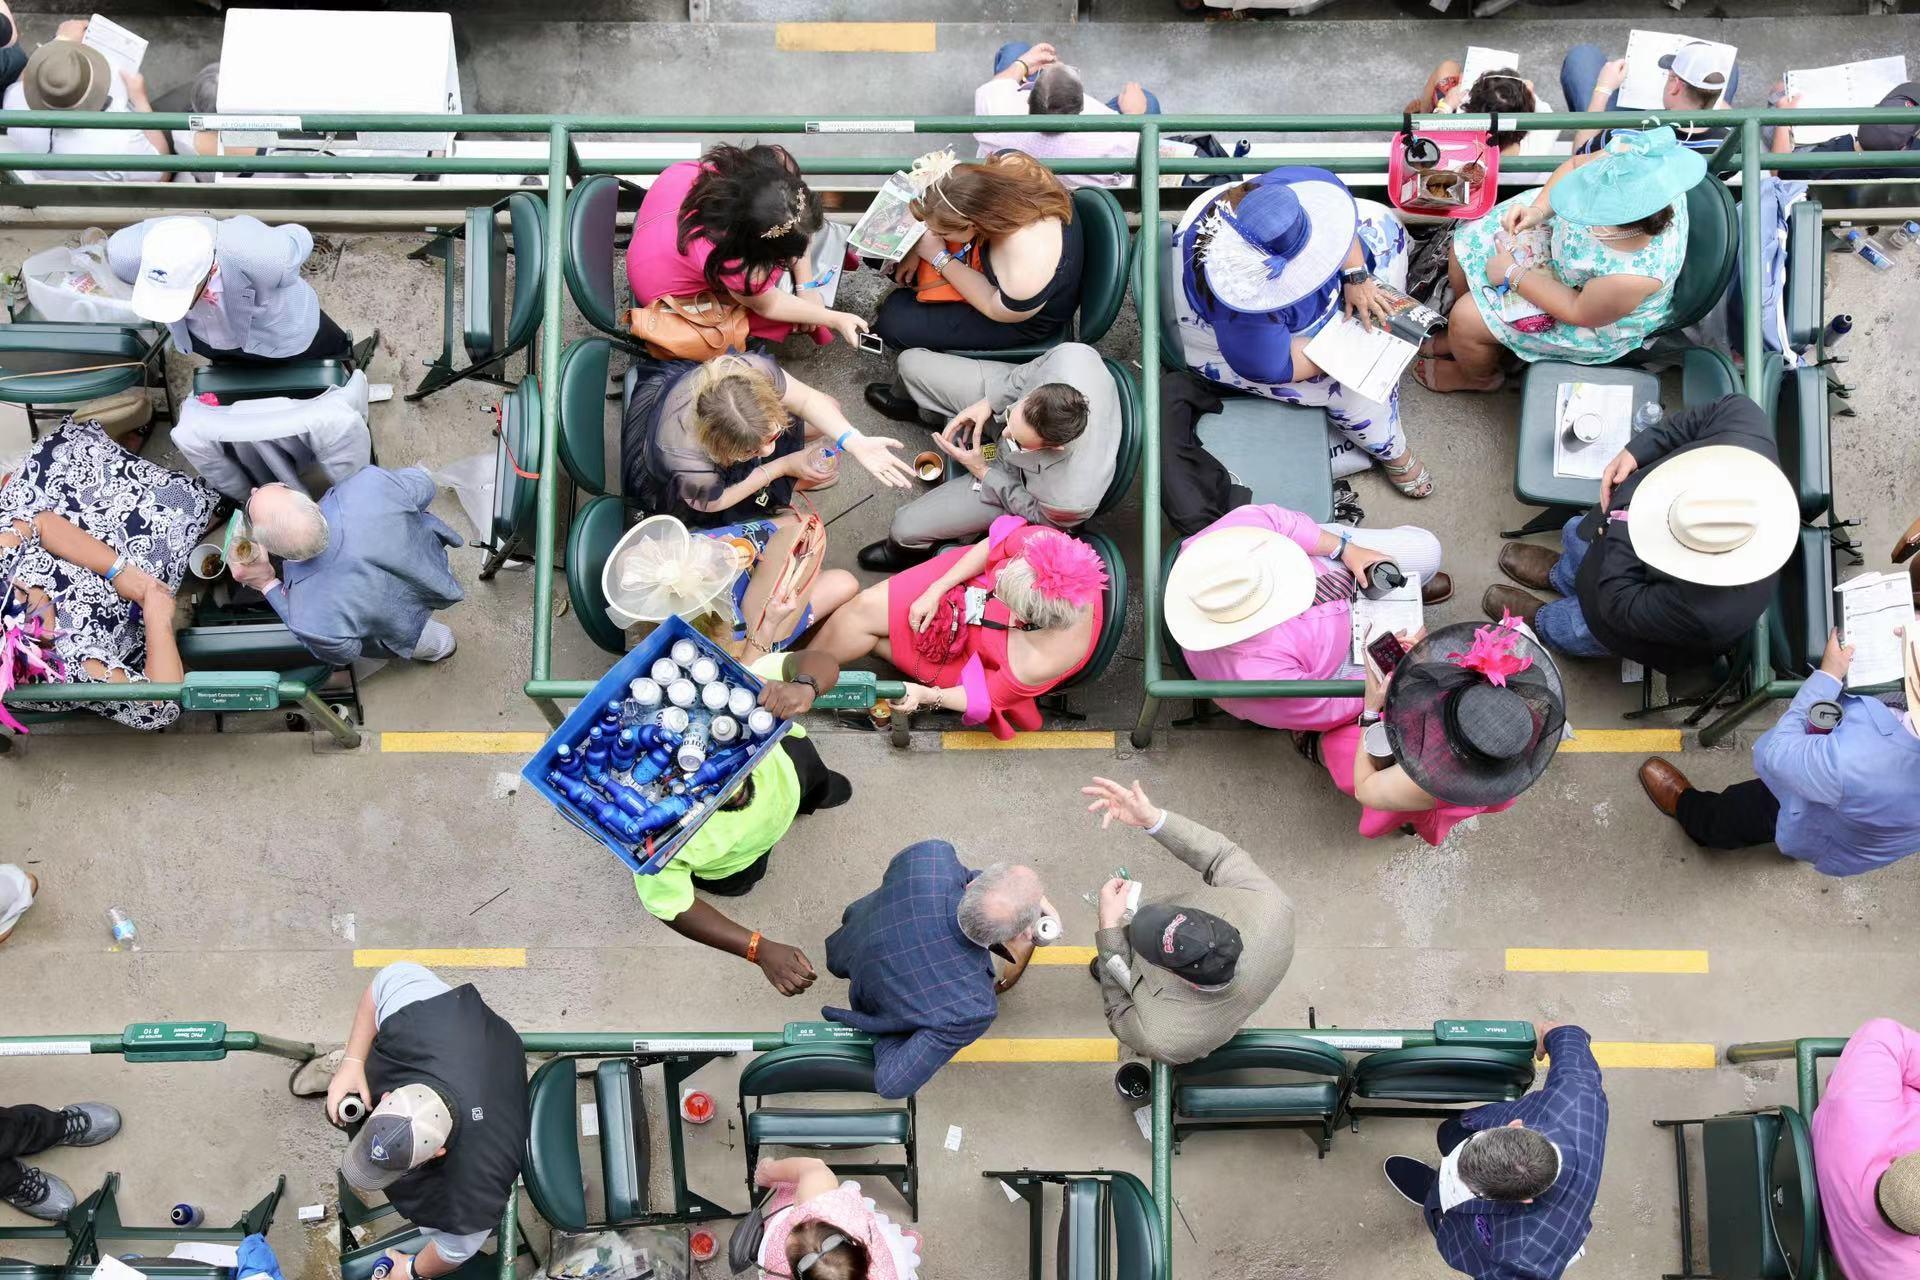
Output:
[623,161,798,344]
[756,1182,920,1280]
[1320,722,1514,846]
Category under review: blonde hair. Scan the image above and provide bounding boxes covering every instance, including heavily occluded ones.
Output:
[690,356,789,466]
[994,554,1088,631]
[913,150,1073,238]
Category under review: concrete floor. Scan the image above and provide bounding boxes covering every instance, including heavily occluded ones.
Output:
[6,6,1920,1279]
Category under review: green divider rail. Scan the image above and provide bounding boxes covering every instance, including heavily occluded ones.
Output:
[1725,1035,1850,1116]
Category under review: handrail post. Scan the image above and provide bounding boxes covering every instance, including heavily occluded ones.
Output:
[1152,1059,1173,1276]
[1134,121,1164,751]
[529,123,569,720]
[1738,116,1774,713]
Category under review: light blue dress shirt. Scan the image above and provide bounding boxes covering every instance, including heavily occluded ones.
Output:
[1754,670,1920,876]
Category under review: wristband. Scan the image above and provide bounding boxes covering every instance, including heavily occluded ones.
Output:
[1333,528,1353,558]
[834,429,855,450]
[746,932,762,963]
[103,554,126,584]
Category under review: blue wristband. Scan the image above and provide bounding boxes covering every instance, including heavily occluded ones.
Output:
[834,430,854,450]
[103,554,126,584]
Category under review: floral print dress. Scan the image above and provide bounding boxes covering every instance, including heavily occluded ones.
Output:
[1452,193,1688,364]
[0,418,219,729]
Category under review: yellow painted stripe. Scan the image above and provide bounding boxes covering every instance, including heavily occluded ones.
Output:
[953,1037,1118,1064]
[1028,946,1098,966]
[353,948,527,969]
[1590,1041,1716,1070]
[1506,948,1709,975]
[940,730,1116,750]
[775,22,935,53]
[1559,728,1683,754]
[380,732,547,754]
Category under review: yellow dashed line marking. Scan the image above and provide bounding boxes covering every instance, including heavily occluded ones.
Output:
[1028,946,1099,966]
[775,22,936,53]
[353,948,528,969]
[1560,729,1684,754]
[380,732,546,754]
[1506,948,1709,975]
[940,730,1116,750]
[1589,1042,1716,1069]
[954,1037,1119,1064]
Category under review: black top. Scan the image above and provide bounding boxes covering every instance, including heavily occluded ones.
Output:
[366,985,530,1235]
[0,45,26,97]
[1572,395,1781,673]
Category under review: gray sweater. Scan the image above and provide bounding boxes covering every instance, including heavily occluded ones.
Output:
[1093,811,1295,1065]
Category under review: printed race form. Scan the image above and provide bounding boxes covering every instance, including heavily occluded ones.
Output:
[1837,570,1916,689]
[1617,31,1736,111]
[1784,57,1910,145]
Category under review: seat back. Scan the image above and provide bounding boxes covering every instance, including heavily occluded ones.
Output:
[1095,357,1142,518]
[1768,527,1834,678]
[1699,1110,1788,1280]
[177,622,321,672]
[1655,176,1737,339]
[1680,344,1739,406]
[593,1059,649,1224]
[505,191,549,355]
[1129,220,1186,371]
[567,494,630,655]
[191,360,350,403]
[1784,199,1825,351]
[738,1043,883,1099]
[522,1057,590,1232]
[0,323,150,405]
[493,376,542,549]
[1775,365,1830,522]
[1769,1106,1821,1280]
[1107,1173,1167,1280]
[1350,1046,1536,1102]
[1177,1031,1350,1082]
[1073,186,1128,344]
[1057,528,1127,693]
[1057,1180,1105,1280]
[462,204,507,362]
[556,336,612,494]
[564,174,624,336]
[1197,397,1335,523]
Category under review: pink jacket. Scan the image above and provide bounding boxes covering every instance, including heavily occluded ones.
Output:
[1810,1018,1920,1279]
[1178,504,1361,732]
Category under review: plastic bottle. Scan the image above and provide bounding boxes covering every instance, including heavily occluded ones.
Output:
[1824,313,1852,349]
[1633,401,1665,433]
[611,728,640,773]
[105,908,137,949]
[1845,229,1895,271]
[584,726,611,777]
[169,1205,203,1228]
[370,1259,394,1280]
[1886,220,1920,250]
[554,743,584,777]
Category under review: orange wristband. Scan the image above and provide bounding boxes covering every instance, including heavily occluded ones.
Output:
[746,932,762,963]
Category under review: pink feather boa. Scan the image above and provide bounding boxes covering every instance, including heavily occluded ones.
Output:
[0,610,65,735]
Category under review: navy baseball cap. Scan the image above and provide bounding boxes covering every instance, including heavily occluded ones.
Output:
[1127,904,1242,986]
[341,1083,452,1191]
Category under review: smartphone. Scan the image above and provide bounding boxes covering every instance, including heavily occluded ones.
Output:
[857,331,886,355]
[1366,629,1407,674]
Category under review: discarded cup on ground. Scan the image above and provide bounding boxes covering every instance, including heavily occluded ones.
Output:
[190,543,225,579]
[1114,1062,1152,1099]
[689,1230,718,1262]
[681,1089,716,1125]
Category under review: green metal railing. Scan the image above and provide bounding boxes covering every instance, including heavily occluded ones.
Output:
[3,105,1918,744]
[1725,1034,1849,1115]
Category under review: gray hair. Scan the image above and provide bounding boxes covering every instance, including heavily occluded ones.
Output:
[1027,64,1086,117]
[250,485,330,561]
[957,863,1043,948]
[992,555,1087,632]
[1458,1127,1561,1202]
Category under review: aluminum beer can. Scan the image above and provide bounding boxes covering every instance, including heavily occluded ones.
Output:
[1807,700,1844,735]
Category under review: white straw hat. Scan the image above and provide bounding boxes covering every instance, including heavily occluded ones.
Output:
[1165,524,1317,652]
[1625,445,1799,587]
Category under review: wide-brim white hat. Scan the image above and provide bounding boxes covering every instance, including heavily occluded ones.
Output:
[1626,445,1799,587]
[602,514,740,627]
[1166,524,1317,652]
[1196,173,1358,314]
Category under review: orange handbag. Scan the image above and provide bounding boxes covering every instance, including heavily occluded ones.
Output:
[626,291,750,362]
[913,240,985,304]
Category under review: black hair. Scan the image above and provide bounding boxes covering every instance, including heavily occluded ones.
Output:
[1466,70,1535,151]
[1619,203,1676,238]
[679,144,824,297]
[718,775,757,812]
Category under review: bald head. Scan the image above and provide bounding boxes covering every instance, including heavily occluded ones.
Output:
[957,863,1044,947]
[247,483,330,562]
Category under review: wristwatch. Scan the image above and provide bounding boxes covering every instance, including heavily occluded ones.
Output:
[1359,710,1383,726]
[791,673,821,698]
[1340,266,1370,287]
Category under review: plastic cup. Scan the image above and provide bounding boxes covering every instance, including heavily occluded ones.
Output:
[189,543,225,579]
[914,451,943,483]
[1114,1062,1151,1099]
[689,1230,718,1263]
[680,1089,716,1124]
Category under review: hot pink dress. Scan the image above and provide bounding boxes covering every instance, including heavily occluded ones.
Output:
[884,516,1101,741]
[1320,722,1514,846]
[756,1182,920,1280]
[623,161,798,344]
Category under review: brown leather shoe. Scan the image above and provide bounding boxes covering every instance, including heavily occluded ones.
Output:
[1482,584,1545,628]
[1638,757,1693,818]
[1497,541,1559,591]
[1892,516,1920,564]
[1421,572,1454,606]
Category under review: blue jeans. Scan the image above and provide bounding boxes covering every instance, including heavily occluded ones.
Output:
[1560,42,1740,153]
[991,42,1161,114]
[1532,516,1615,658]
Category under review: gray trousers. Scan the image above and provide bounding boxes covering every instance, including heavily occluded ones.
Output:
[892,475,1014,548]
[889,350,1030,548]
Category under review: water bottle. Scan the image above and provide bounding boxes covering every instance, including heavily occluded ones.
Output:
[370,1258,396,1280]
[1824,313,1853,350]
[1886,221,1920,250]
[169,1205,203,1228]
[1633,401,1665,432]
[105,908,137,949]
[1845,229,1895,271]
[554,743,583,777]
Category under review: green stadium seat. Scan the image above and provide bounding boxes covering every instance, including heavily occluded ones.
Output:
[480,376,543,580]
[1348,1045,1536,1112]
[1095,356,1142,518]
[191,361,350,403]
[1172,1032,1350,1157]
[556,337,613,495]
[984,1171,1167,1280]
[523,1056,652,1232]
[1054,528,1127,696]
[950,186,1128,361]
[566,494,630,656]
[1774,365,1831,523]
[594,1060,649,1224]
[563,174,646,339]
[1768,528,1836,680]
[410,192,548,402]
[738,1043,918,1219]
[1656,1105,1818,1280]
[0,322,167,437]
[1653,175,1739,342]
[1784,200,1825,353]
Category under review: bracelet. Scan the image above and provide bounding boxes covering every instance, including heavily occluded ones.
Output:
[1013,58,1029,78]
[103,554,126,584]
[1333,528,1353,557]
[746,932,762,963]
[1503,260,1527,291]
[834,429,854,450]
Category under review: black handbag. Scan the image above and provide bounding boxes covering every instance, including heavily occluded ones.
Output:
[728,1190,781,1274]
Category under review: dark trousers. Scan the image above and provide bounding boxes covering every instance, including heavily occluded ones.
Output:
[1158,371,1251,537]
[1675,778,1782,850]
[690,736,836,897]
[0,1104,66,1198]
[190,310,352,365]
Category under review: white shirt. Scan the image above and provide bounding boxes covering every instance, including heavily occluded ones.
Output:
[973,77,1137,189]
[2,81,164,183]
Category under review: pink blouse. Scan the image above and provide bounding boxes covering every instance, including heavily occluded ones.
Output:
[1320,722,1513,846]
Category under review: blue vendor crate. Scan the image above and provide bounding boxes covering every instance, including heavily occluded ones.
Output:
[521,615,792,875]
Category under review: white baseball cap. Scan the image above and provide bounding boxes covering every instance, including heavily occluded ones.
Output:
[1658,42,1731,94]
[131,218,216,324]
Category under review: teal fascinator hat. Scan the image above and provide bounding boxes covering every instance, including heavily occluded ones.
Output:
[1550,127,1707,227]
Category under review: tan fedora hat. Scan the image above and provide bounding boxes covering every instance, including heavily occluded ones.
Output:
[1878,1151,1920,1236]
[1165,524,1316,652]
[1625,445,1799,587]
[22,41,112,113]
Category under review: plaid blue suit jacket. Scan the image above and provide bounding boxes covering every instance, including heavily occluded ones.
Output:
[822,841,996,1099]
[1423,1026,1609,1280]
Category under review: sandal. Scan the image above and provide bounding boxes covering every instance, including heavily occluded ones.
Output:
[1411,356,1505,395]
[1382,453,1435,499]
